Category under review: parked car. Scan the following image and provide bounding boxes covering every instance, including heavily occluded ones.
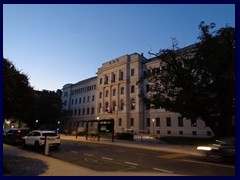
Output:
[4,128,30,145]
[197,138,235,163]
[22,130,60,150]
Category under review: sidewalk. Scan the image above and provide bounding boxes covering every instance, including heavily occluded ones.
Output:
[3,135,203,176]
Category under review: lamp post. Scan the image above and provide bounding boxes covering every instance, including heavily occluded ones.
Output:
[152,118,155,136]
[57,121,60,135]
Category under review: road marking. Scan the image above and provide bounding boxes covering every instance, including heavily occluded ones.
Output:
[125,162,139,166]
[153,168,173,174]
[70,151,78,153]
[102,157,113,161]
[135,152,146,156]
[84,153,93,156]
[157,153,188,159]
[181,159,235,169]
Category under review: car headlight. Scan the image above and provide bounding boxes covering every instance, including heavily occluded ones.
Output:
[197,146,212,151]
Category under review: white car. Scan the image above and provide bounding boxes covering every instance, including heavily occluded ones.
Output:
[22,130,60,150]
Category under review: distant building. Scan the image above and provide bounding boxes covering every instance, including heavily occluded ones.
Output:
[62,45,213,137]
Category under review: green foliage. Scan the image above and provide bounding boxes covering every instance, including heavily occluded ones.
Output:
[33,90,63,129]
[3,58,64,129]
[3,58,36,122]
[138,22,235,137]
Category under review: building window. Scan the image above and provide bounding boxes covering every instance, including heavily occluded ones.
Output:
[87,96,90,102]
[92,95,95,101]
[87,108,89,115]
[100,78,102,84]
[131,99,135,110]
[120,99,124,110]
[178,117,184,127]
[112,101,116,111]
[166,117,171,127]
[131,68,135,76]
[179,131,183,135]
[98,103,102,113]
[106,90,109,97]
[156,118,160,127]
[74,109,77,116]
[64,92,68,97]
[104,75,108,84]
[113,89,116,96]
[130,118,134,126]
[82,108,85,115]
[75,99,77,104]
[92,107,94,114]
[121,87,124,94]
[78,109,81,115]
[192,131,197,135]
[131,85,135,93]
[119,70,124,80]
[191,119,197,127]
[119,118,122,126]
[105,102,110,113]
[167,131,171,135]
[111,73,116,83]
[99,92,102,99]
[146,118,150,127]
[83,97,85,103]
[79,98,81,104]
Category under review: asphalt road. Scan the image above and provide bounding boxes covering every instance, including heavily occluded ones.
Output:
[45,139,235,176]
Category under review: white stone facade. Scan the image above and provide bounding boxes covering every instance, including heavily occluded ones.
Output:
[62,51,213,138]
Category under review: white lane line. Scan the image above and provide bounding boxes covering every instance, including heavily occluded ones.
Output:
[84,153,94,156]
[153,168,173,174]
[125,161,139,166]
[182,159,235,169]
[102,157,113,161]
[70,151,78,153]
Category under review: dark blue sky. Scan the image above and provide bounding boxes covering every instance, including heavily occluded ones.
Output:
[3,4,235,91]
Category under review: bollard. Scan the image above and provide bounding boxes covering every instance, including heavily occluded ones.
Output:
[44,136,50,156]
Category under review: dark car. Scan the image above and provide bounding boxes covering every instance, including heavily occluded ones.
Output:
[197,138,235,163]
[4,128,30,145]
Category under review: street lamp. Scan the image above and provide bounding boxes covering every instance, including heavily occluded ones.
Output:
[35,120,39,129]
[152,118,155,136]
[57,121,60,135]
[97,117,99,120]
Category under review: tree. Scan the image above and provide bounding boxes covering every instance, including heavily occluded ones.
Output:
[33,90,63,129]
[3,58,36,125]
[138,22,235,138]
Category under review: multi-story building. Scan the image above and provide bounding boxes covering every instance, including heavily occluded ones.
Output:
[62,46,213,137]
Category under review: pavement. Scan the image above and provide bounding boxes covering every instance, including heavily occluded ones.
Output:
[3,134,204,176]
